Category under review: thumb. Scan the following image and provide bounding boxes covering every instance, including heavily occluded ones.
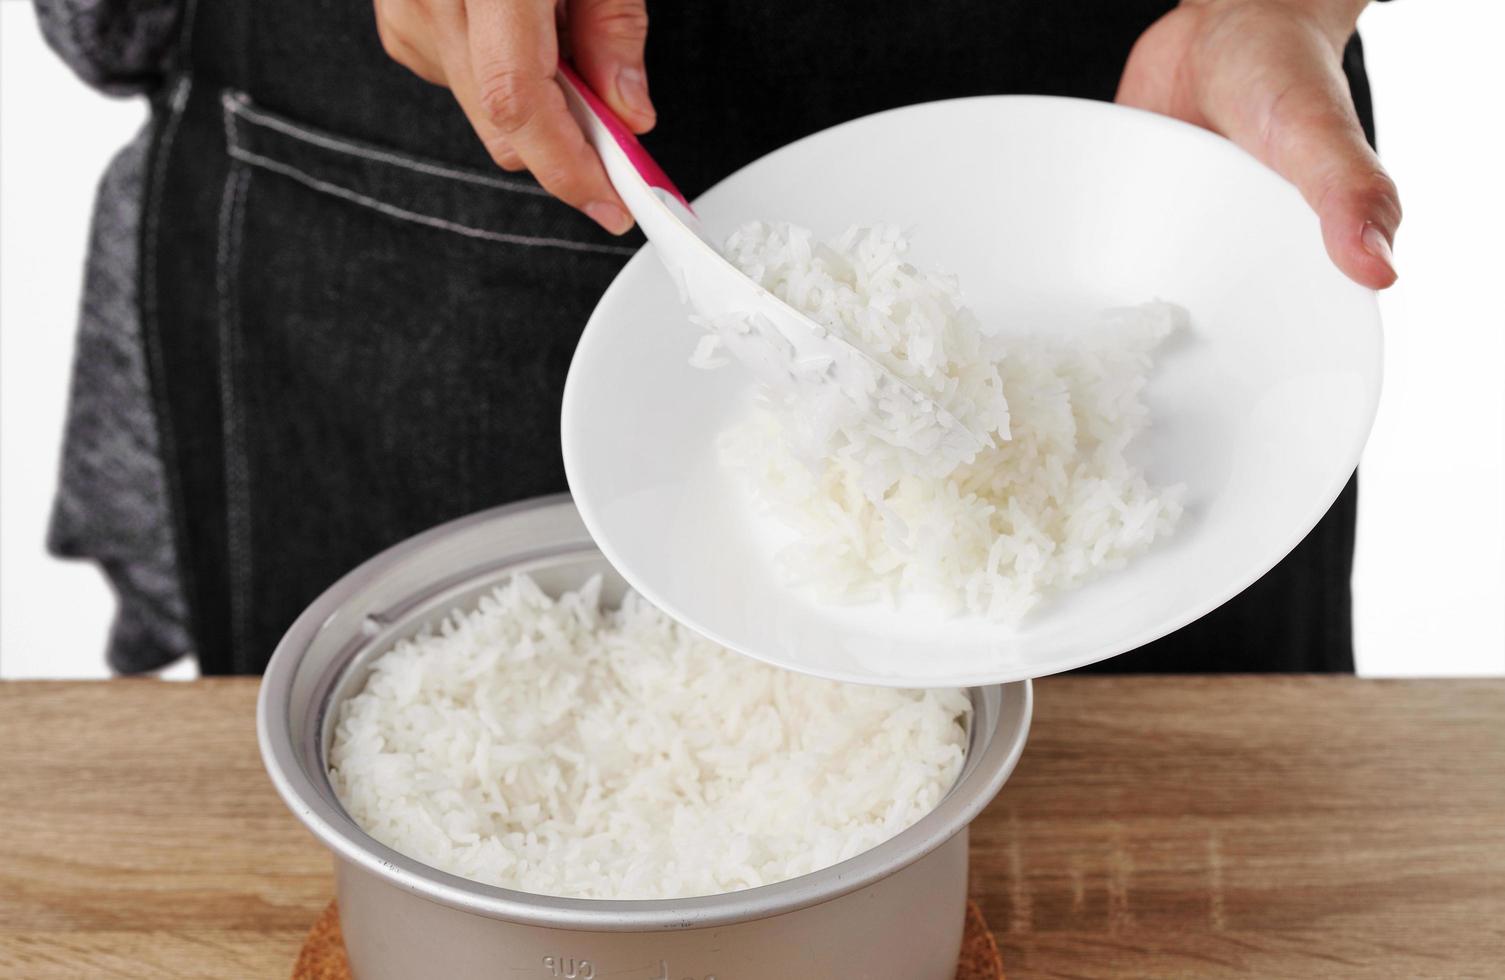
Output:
[567,0,655,133]
[1204,32,1401,288]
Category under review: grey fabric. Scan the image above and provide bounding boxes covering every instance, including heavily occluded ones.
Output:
[46,126,193,673]
[34,0,181,95]
[36,0,193,672]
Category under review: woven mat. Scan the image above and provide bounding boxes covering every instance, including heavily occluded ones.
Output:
[294,898,1003,979]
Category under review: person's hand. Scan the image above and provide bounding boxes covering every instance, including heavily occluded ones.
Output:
[375,0,654,235]
[1118,0,1400,288]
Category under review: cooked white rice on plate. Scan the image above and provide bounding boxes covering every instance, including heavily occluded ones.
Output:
[694,221,1187,621]
[329,573,969,900]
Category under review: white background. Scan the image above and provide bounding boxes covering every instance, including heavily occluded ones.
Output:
[2,1,1501,679]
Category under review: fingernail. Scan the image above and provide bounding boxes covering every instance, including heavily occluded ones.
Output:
[586,201,632,235]
[616,67,655,124]
[1361,222,1395,274]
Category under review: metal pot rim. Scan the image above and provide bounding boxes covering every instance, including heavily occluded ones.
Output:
[258,495,1032,932]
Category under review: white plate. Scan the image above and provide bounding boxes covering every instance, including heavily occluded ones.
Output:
[561,96,1382,687]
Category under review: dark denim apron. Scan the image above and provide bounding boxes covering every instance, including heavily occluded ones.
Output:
[139,0,1373,674]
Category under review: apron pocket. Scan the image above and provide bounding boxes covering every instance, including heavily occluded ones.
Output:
[213,91,637,671]
[222,90,640,258]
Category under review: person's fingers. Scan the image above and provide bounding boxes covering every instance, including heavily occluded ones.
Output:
[1197,21,1400,288]
[464,0,633,233]
[1117,6,1400,290]
[372,1,520,166]
[373,0,448,86]
[566,0,655,133]
[441,48,526,170]
[1252,74,1400,289]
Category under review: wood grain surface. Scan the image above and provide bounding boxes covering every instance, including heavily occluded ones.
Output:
[2,676,1502,978]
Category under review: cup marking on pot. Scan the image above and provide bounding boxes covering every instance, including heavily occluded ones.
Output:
[540,954,595,978]
[540,957,717,980]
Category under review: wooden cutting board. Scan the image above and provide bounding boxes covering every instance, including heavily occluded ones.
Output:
[5,677,1504,977]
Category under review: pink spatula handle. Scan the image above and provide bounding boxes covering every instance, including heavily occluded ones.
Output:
[557,61,694,214]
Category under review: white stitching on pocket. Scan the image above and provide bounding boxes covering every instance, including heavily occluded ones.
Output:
[230,144,639,257]
[141,75,198,650]
[177,0,202,65]
[222,95,637,257]
[215,162,254,663]
[223,91,552,197]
